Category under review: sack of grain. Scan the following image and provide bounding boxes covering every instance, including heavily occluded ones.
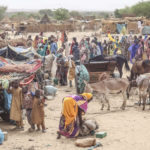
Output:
[75,138,96,147]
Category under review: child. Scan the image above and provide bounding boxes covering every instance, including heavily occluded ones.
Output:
[31,90,46,133]
[22,86,35,132]
[8,80,23,130]
[68,55,75,87]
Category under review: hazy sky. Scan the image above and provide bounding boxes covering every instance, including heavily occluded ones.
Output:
[0,0,142,11]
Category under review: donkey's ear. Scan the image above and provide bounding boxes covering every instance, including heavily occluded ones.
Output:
[127,76,131,81]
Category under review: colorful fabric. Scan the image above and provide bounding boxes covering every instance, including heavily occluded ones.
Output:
[67,95,88,113]
[128,43,139,64]
[62,97,78,127]
[37,44,48,56]
[0,129,4,144]
[4,90,12,111]
[59,93,92,138]
[23,93,33,109]
[75,65,89,94]
[50,42,58,55]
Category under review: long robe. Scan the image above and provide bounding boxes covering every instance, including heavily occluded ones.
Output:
[10,87,22,122]
[68,61,75,81]
[31,97,44,125]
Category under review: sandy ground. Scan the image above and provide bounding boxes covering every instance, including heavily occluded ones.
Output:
[1,32,150,150]
[1,74,150,150]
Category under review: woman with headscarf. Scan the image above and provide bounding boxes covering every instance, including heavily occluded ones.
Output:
[71,37,80,62]
[57,93,93,139]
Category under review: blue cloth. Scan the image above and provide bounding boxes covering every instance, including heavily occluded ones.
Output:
[30,91,35,96]
[4,90,12,111]
[120,36,126,43]
[117,24,126,33]
[50,42,58,55]
[128,43,139,64]
[72,44,80,61]
[144,35,148,41]
[0,61,5,67]
[98,42,103,55]
[114,48,118,55]
[0,129,4,144]
[14,47,28,53]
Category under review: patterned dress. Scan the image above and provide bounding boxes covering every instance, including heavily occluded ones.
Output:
[58,93,92,138]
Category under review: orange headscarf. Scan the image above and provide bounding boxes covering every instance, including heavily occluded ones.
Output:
[62,97,78,127]
[81,93,93,102]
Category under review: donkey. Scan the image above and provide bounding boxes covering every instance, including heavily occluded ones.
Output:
[129,60,150,81]
[84,78,130,110]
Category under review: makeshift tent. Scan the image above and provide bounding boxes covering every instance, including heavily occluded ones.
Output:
[142,26,150,35]
[0,45,36,61]
[116,24,126,34]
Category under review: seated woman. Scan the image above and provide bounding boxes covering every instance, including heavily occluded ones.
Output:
[57,93,93,139]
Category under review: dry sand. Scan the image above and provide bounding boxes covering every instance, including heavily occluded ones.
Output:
[1,32,150,150]
[1,78,150,150]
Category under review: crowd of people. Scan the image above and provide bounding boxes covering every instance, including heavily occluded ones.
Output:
[3,30,150,139]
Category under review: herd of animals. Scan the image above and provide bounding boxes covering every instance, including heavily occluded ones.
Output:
[84,59,150,111]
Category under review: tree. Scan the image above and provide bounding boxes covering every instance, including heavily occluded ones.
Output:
[114,1,150,18]
[70,11,81,18]
[54,8,70,20]
[39,9,53,17]
[28,13,41,20]
[114,9,122,18]
[10,12,27,21]
[0,6,7,21]
[131,1,150,18]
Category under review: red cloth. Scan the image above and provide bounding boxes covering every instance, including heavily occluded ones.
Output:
[70,43,74,55]
[20,74,35,86]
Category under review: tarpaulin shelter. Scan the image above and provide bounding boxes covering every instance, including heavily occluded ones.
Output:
[142,26,150,35]
[116,24,126,34]
[0,45,36,61]
[0,57,42,121]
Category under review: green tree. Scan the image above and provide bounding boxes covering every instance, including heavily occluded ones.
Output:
[54,8,70,20]
[28,13,41,20]
[131,1,150,18]
[39,9,53,17]
[114,9,122,18]
[0,6,7,20]
[70,11,81,18]
[114,1,150,18]
[10,12,27,20]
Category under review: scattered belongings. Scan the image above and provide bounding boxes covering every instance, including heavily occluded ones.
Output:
[3,132,8,141]
[0,129,4,145]
[45,95,54,100]
[44,85,57,96]
[75,138,96,148]
[0,45,36,61]
[44,79,52,86]
[80,119,99,136]
[96,132,107,138]
[86,142,102,150]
